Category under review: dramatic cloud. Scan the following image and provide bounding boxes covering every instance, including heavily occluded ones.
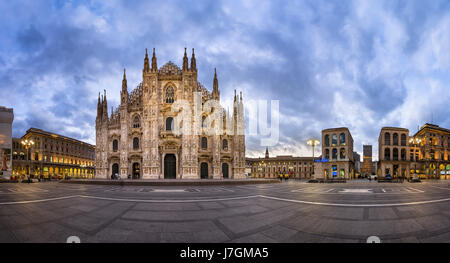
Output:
[1,0,449,160]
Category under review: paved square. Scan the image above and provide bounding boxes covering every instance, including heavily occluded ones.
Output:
[0,180,449,243]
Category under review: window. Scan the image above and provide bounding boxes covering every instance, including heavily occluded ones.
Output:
[202,116,207,128]
[222,139,228,150]
[393,148,398,160]
[401,134,406,146]
[133,116,140,128]
[133,137,139,150]
[166,117,174,131]
[332,134,337,146]
[384,148,390,160]
[332,148,337,160]
[339,133,346,145]
[324,135,330,147]
[401,149,406,161]
[340,148,346,159]
[325,149,330,159]
[393,133,399,145]
[165,86,174,103]
[113,140,118,152]
[201,137,207,149]
[385,133,390,145]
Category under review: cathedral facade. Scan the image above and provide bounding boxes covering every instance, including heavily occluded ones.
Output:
[95,48,246,179]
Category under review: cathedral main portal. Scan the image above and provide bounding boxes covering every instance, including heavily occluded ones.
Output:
[164,154,176,179]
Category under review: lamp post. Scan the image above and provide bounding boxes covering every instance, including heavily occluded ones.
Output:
[21,139,35,178]
[409,136,421,180]
[307,138,320,176]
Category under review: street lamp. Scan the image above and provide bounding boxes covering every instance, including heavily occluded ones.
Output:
[21,139,34,178]
[409,136,422,180]
[307,138,320,176]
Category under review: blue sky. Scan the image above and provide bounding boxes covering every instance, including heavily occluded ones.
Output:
[1,0,449,159]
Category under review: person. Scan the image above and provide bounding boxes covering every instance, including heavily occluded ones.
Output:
[279,174,283,182]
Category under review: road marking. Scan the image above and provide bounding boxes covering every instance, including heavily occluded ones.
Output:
[339,189,372,193]
[1,194,450,207]
[152,189,186,193]
[325,188,335,193]
[429,185,450,191]
[259,195,450,207]
[406,187,424,193]
[0,195,79,205]
[381,189,386,193]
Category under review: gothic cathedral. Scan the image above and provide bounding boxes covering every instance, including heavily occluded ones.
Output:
[95,48,246,179]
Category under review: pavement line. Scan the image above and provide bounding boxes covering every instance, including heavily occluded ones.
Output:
[78,194,260,203]
[259,195,450,207]
[0,195,79,205]
[407,187,424,193]
[382,189,386,193]
[429,185,450,191]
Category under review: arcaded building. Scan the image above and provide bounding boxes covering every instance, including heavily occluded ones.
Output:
[95,48,246,179]
[0,106,14,179]
[315,127,355,179]
[246,148,316,179]
[11,128,95,179]
[378,127,410,179]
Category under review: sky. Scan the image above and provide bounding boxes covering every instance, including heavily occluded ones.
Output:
[0,0,449,160]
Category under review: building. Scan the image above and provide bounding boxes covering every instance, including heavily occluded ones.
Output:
[315,127,355,179]
[353,151,361,175]
[95,48,246,179]
[246,148,315,179]
[361,145,373,176]
[11,128,95,179]
[378,127,410,179]
[409,123,450,179]
[0,106,14,179]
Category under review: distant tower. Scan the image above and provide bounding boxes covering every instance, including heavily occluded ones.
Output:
[265,147,269,158]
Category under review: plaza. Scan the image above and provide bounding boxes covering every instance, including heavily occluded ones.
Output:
[0,180,449,243]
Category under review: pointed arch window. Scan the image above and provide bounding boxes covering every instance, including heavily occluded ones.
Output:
[165,86,174,103]
[201,137,208,149]
[166,117,174,131]
[113,140,118,152]
[133,115,140,128]
[133,137,139,150]
[222,139,228,150]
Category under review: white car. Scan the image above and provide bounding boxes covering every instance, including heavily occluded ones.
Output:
[370,175,377,180]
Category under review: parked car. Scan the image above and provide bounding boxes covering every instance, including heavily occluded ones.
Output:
[370,175,377,180]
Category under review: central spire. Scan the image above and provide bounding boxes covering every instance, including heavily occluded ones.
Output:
[212,68,219,100]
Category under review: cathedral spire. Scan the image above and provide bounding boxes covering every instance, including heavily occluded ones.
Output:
[103,89,108,121]
[122,68,127,91]
[151,48,157,71]
[212,68,219,99]
[183,47,189,71]
[144,48,150,72]
[265,147,269,158]
[190,48,196,72]
[97,92,102,119]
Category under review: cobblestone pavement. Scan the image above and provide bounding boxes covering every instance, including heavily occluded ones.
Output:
[0,180,449,243]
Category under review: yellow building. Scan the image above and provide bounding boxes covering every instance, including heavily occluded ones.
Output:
[409,123,450,179]
[12,128,95,180]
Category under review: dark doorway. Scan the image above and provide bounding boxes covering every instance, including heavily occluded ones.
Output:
[112,163,119,179]
[201,162,208,179]
[164,154,176,179]
[132,163,140,179]
[222,163,229,179]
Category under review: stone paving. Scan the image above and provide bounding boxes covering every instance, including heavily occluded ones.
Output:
[0,180,449,243]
